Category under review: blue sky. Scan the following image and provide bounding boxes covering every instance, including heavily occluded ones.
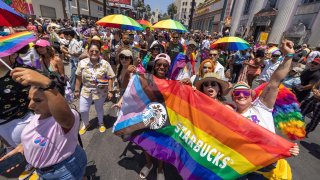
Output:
[144,0,174,14]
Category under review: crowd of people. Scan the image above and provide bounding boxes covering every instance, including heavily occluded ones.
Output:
[1,16,320,179]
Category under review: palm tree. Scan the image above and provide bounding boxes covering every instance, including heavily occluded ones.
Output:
[145,4,151,20]
[76,0,80,18]
[88,0,91,17]
[137,0,145,19]
[167,3,177,19]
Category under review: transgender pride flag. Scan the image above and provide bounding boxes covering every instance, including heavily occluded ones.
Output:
[113,74,294,180]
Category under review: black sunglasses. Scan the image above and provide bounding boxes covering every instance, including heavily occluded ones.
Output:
[119,55,131,60]
[210,54,218,56]
[203,81,218,87]
[272,55,280,58]
[156,62,169,68]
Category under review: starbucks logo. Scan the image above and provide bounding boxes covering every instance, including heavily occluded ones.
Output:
[142,103,167,129]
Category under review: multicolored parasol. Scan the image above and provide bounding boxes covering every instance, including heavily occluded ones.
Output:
[0,31,36,58]
[267,46,280,54]
[96,14,144,31]
[137,19,152,28]
[152,19,188,32]
[0,0,27,26]
[210,36,250,51]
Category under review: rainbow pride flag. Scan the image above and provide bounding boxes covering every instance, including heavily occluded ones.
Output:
[0,31,36,57]
[113,74,294,179]
[254,83,306,140]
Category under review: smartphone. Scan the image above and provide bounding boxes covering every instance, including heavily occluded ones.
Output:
[0,152,25,174]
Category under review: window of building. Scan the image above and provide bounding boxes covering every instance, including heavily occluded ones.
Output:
[243,0,252,15]
[98,6,103,12]
[269,0,277,8]
[40,5,56,18]
[303,0,320,3]
[79,0,88,10]
[71,0,77,7]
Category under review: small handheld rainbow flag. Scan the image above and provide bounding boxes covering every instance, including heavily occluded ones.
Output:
[0,31,36,58]
[113,74,295,179]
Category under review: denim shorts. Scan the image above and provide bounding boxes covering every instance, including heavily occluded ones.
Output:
[36,145,87,180]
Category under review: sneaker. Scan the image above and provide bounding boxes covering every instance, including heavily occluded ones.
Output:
[18,165,35,180]
[99,124,106,133]
[28,171,39,180]
[79,125,89,135]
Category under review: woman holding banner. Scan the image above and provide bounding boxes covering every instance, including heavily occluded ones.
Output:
[232,40,299,179]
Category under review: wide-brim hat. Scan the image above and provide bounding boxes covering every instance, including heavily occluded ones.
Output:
[0,31,36,58]
[88,35,103,45]
[194,73,230,96]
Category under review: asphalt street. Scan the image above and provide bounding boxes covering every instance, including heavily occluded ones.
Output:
[1,63,319,180]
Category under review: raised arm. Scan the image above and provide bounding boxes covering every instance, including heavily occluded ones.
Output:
[11,68,75,131]
[259,40,295,109]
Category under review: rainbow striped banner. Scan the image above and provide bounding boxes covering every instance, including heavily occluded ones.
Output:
[0,31,36,57]
[113,74,294,179]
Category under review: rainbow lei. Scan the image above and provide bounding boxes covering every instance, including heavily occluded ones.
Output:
[254,83,306,140]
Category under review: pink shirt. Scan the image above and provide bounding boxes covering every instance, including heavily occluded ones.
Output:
[21,110,80,168]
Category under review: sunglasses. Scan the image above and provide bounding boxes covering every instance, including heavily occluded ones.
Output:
[203,81,218,87]
[119,55,131,60]
[156,62,169,68]
[89,50,100,53]
[203,66,212,69]
[210,54,218,56]
[232,90,251,97]
[272,55,280,58]
[153,48,160,51]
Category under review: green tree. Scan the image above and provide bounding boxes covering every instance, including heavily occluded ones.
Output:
[167,3,177,19]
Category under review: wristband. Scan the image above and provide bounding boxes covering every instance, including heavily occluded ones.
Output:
[40,81,56,91]
[285,53,294,58]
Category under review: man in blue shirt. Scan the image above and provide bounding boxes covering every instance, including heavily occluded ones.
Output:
[231,50,251,83]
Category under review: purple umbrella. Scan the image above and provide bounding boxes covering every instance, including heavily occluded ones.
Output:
[0,0,27,26]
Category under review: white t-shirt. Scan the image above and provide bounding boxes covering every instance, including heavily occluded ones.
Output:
[201,39,210,50]
[306,51,320,63]
[214,61,226,80]
[175,62,193,80]
[241,97,275,133]
[257,60,280,82]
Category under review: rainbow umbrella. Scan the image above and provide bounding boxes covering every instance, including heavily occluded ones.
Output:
[267,46,280,54]
[137,19,152,28]
[0,31,36,58]
[210,36,250,51]
[0,0,27,26]
[152,19,188,32]
[97,14,143,31]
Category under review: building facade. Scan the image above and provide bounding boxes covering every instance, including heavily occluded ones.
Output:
[192,0,234,34]
[175,0,205,27]
[24,0,135,20]
[230,0,320,47]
